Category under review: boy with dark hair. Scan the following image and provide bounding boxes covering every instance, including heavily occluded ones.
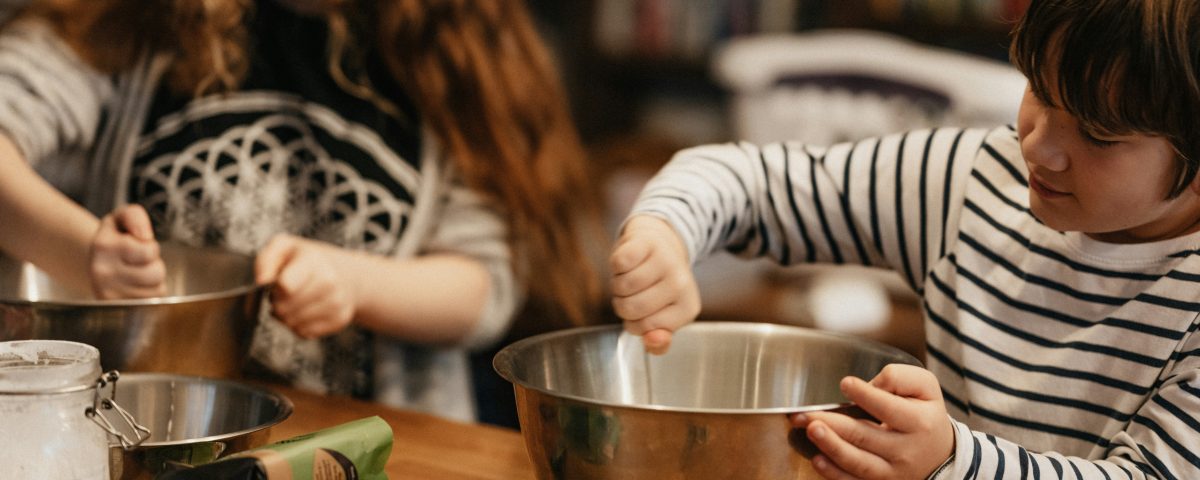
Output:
[611,1,1200,478]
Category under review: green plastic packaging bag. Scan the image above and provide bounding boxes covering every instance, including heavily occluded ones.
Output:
[157,416,393,480]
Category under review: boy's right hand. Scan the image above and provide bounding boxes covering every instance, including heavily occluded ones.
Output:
[90,204,166,299]
[609,215,700,355]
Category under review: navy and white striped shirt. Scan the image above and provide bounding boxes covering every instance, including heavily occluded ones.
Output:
[631,126,1200,479]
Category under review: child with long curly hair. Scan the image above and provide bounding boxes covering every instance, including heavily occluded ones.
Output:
[0,0,601,421]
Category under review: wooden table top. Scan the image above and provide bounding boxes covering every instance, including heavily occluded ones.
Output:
[261,383,536,480]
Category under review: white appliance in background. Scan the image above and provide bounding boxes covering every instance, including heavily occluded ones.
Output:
[714,29,1028,145]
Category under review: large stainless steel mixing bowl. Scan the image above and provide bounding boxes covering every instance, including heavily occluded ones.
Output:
[0,243,264,377]
[107,373,294,480]
[494,322,922,480]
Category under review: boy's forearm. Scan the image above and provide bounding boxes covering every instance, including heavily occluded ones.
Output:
[0,134,99,292]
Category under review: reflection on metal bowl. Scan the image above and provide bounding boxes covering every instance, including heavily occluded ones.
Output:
[0,243,265,377]
[108,373,293,480]
[493,322,922,480]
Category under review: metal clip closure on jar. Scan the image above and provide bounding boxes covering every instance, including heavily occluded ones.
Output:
[0,340,150,480]
[86,370,152,449]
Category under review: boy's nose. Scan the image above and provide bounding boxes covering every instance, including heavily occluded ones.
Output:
[1021,120,1069,172]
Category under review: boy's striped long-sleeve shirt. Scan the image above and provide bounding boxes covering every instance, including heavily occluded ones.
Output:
[631,126,1200,479]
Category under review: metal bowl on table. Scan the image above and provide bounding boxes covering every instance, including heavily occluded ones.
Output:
[493,322,922,480]
[107,373,294,479]
[0,243,265,378]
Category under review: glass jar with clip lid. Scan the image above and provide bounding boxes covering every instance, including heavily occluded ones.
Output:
[0,340,150,479]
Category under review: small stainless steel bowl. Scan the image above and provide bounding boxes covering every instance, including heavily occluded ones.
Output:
[107,373,293,480]
[494,322,922,480]
[0,243,265,378]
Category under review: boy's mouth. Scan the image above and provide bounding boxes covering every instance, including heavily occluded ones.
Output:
[1029,175,1071,199]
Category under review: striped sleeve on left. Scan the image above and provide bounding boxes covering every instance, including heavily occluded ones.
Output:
[629,128,986,293]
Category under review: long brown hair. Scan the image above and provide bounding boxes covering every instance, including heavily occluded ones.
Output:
[23,0,603,329]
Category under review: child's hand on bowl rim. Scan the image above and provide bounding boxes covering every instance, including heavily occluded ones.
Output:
[791,364,955,480]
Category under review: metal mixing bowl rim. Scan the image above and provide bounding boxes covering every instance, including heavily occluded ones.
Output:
[493,322,922,415]
[116,373,295,448]
[0,283,267,307]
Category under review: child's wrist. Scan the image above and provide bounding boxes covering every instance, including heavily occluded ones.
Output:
[925,417,959,480]
[925,452,955,480]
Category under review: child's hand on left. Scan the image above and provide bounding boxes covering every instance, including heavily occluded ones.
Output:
[791,364,954,480]
[90,204,167,299]
[255,234,357,339]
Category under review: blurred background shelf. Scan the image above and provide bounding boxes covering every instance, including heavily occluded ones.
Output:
[530,0,1027,144]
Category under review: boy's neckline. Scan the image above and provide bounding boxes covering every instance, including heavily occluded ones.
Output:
[1063,229,1200,264]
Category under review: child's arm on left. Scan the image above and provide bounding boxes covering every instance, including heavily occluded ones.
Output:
[0,133,97,292]
[254,179,516,348]
[0,134,165,298]
[254,235,492,344]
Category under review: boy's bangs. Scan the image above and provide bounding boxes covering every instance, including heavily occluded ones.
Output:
[1011,1,1166,137]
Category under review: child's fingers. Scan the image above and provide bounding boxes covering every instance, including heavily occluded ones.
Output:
[275,293,326,331]
[255,235,299,285]
[117,238,161,266]
[93,214,124,252]
[267,267,310,323]
[868,364,942,400]
[295,322,327,340]
[96,212,119,240]
[622,302,689,335]
[278,256,321,297]
[609,237,652,275]
[92,268,167,299]
[809,454,858,480]
[90,256,166,298]
[293,303,352,339]
[277,283,353,338]
[92,222,160,267]
[800,411,896,461]
[624,299,698,354]
[610,260,663,297]
[113,204,155,241]
[92,275,166,299]
[112,261,167,288]
[612,278,677,320]
[842,372,934,433]
[805,419,890,479]
[641,329,673,355]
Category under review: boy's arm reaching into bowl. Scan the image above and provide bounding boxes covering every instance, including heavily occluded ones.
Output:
[609,214,701,355]
[611,108,1200,478]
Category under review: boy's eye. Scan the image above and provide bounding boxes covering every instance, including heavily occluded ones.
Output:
[1079,127,1120,148]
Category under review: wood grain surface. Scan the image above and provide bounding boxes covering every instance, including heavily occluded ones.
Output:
[259,382,535,480]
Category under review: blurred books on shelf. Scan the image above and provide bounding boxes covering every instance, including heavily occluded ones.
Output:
[592,0,1029,62]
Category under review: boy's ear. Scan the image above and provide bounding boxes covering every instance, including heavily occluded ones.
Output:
[1190,169,1200,196]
